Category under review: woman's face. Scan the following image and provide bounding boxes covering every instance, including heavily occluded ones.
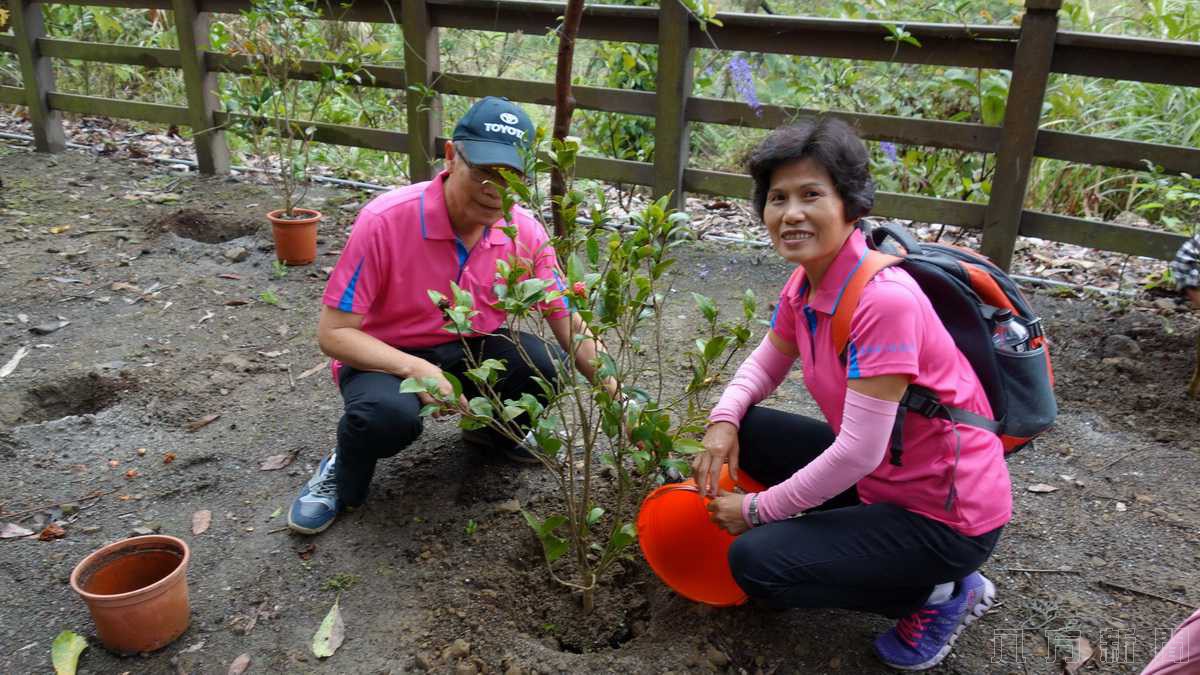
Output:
[762,158,857,275]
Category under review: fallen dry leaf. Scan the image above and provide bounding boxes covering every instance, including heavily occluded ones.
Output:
[187,414,221,432]
[1064,637,1094,674]
[256,349,290,358]
[228,652,251,675]
[192,510,212,535]
[110,281,142,293]
[218,273,242,281]
[108,459,120,468]
[118,494,133,501]
[125,469,141,479]
[1,522,35,538]
[311,598,345,658]
[1027,483,1059,493]
[38,523,66,541]
[259,450,297,471]
[297,361,328,380]
[224,299,251,306]
[163,452,177,464]
[136,448,147,456]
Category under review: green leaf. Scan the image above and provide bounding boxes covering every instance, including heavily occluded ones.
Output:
[743,288,757,320]
[610,522,637,552]
[692,292,718,322]
[51,631,87,675]
[703,335,729,362]
[311,597,345,658]
[587,507,605,526]
[468,397,494,418]
[543,534,569,562]
[399,378,427,394]
[674,438,705,455]
[442,371,464,398]
[418,404,441,418]
[586,237,600,265]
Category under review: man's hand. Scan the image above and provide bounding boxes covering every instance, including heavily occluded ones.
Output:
[409,359,469,417]
[693,421,739,498]
[707,489,749,535]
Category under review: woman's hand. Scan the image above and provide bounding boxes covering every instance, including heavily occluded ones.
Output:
[693,421,739,498]
[707,490,749,535]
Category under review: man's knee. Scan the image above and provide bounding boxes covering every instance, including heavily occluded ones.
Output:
[342,394,423,453]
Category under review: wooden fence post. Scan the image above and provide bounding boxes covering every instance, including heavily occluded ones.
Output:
[980,0,1061,271]
[10,0,65,152]
[172,0,229,175]
[401,0,440,182]
[653,0,693,210]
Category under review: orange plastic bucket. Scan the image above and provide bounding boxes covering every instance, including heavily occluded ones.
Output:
[636,466,765,607]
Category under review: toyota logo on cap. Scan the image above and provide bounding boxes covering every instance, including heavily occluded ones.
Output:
[499,113,519,125]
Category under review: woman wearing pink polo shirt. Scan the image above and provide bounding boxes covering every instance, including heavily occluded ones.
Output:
[694,117,1011,671]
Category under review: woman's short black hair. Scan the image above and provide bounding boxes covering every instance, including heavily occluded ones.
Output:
[745,117,875,223]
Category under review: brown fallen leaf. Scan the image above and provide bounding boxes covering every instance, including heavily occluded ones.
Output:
[259,450,298,471]
[108,459,120,468]
[38,523,66,541]
[125,469,141,479]
[163,451,177,464]
[228,653,251,675]
[192,510,212,535]
[218,273,242,281]
[1027,483,1059,493]
[1,522,35,538]
[224,299,251,306]
[297,543,316,560]
[187,414,221,432]
[1063,637,1094,674]
[111,281,142,293]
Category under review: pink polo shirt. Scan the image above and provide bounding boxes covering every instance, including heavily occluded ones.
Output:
[771,228,1011,536]
[323,172,568,376]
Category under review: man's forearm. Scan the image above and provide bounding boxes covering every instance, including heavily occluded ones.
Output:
[319,326,429,378]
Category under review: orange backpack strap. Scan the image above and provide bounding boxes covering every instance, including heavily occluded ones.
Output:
[831,251,902,355]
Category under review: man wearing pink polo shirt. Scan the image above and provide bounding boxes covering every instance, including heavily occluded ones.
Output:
[288,98,601,535]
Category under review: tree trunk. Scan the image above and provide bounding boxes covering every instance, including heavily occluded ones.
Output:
[551,0,587,237]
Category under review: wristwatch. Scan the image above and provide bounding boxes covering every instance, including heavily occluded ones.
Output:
[748,493,762,527]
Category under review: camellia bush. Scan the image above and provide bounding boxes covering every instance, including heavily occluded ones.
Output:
[402,133,755,612]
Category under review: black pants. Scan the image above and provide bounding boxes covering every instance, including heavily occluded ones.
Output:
[335,330,562,507]
[727,406,1003,618]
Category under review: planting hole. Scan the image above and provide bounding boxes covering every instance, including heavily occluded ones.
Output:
[159,209,259,243]
[18,372,128,424]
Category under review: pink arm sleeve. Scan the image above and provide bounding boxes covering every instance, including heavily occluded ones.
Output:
[707,334,795,428]
[750,388,899,524]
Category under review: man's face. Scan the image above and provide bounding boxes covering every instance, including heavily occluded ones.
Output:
[444,142,520,229]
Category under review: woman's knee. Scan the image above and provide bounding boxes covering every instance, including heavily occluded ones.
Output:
[728,532,778,599]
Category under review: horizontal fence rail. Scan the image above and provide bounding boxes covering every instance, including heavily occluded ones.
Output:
[0,0,1196,265]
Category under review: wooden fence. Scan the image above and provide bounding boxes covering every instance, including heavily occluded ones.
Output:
[1,0,1199,268]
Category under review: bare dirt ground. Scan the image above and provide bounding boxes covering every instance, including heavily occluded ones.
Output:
[2,141,1199,675]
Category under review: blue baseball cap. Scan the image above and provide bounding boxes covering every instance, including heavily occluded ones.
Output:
[452,97,535,174]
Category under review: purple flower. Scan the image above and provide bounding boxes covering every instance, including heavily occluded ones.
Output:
[727,56,763,117]
[881,142,898,162]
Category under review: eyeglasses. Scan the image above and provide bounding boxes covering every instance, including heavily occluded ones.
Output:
[459,151,526,186]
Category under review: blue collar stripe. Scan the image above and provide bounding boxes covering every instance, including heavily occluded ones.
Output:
[419,191,428,239]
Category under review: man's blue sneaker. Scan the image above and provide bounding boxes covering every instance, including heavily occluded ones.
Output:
[873,571,996,671]
[287,451,341,534]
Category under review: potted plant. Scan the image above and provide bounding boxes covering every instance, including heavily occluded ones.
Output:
[218,0,353,265]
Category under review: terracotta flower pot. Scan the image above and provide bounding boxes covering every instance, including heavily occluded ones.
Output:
[267,207,321,266]
[69,535,191,654]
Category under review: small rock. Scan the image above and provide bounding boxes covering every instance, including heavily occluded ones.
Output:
[455,662,479,675]
[1101,334,1141,358]
[224,247,250,262]
[1115,502,1127,512]
[31,320,70,335]
[60,503,79,516]
[503,665,525,675]
[493,498,521,514]
[1154,298,1179,312]
[220,354,254,373]
[442,639,470,662]
[81,525,101,534]
[414,652,437,671]
[1101,357,1137,374]
[131,526,156,536]
[705,645,730,668]
[829,655,843,670]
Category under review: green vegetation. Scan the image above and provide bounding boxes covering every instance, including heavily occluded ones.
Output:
[0,0,1196,231]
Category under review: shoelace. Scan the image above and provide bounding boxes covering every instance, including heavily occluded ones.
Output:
[895,608,939,648]
[309,460,338,499]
